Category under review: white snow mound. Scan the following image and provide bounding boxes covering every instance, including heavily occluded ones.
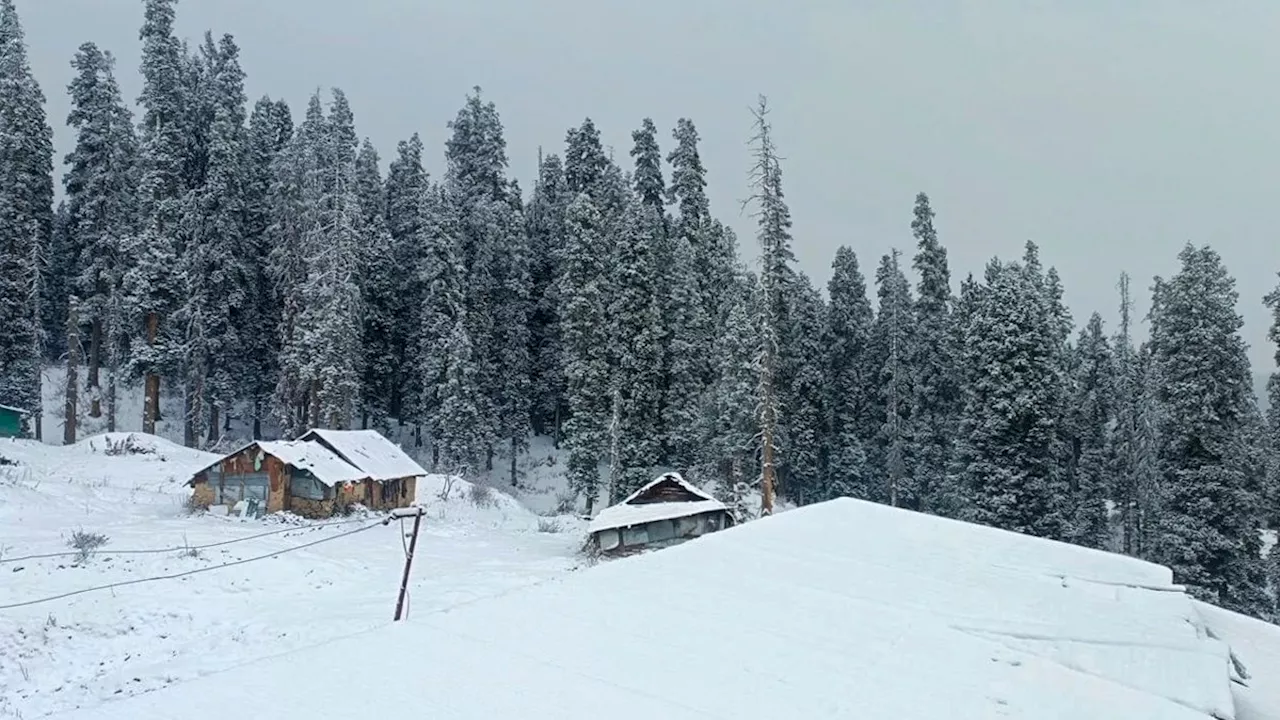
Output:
[46,497,1270,720]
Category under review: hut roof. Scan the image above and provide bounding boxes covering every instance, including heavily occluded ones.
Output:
[0,404,29,415]
[587,473,727,534]
[257,440,370,486]
[298,429,427,482]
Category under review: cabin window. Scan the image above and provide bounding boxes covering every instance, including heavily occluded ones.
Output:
[208,467,225,504]
[240,472,269,502]
[213,471,269,504]
[647,519,675,543]
[622,525,648,546]
[700,513,722,533]
[597,529,620,551]
[290,471,327,501]
[675,516,699,537]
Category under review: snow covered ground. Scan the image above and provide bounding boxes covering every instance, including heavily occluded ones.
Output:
[19,493,1277,720]
[0,434,586,718]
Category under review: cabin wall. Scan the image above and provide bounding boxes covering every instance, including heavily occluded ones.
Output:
[190,447,289,514]
[289,496,336,519]
[593,509,730,555]
[190,473,215,508]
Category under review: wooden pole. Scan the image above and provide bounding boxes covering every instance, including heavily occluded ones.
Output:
[392,507,424,621]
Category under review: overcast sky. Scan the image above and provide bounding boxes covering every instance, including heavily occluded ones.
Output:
[18,0,1280,377]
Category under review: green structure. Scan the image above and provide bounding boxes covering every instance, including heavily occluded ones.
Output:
[0,404,28,439]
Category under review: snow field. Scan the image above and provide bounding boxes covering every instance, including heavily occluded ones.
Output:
[37,497,1279,720]
[0,435,586,718]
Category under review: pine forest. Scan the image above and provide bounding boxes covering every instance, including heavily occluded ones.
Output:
[0,0,1277,623]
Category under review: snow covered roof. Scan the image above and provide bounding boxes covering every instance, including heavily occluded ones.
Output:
[256,440,370,486]
[187,440,371,487]
[48,498,1268,720]
[0,403,29,415]
[298,429,427,481]
[587,473,727,534]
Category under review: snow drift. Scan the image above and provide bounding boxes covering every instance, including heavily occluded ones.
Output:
[45,497,1275,720]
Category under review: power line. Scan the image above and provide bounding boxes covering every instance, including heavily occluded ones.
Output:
[0,521,383,610]
[0,516,373,564]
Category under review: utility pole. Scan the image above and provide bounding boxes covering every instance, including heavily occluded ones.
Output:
[385,506,425,621]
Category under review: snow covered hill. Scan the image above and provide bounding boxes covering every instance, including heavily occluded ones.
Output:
[29,496,1280,720]
[0,435,585,718]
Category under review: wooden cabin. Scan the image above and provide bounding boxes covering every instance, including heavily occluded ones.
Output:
[187,429,426,518]
[587,473,732,556]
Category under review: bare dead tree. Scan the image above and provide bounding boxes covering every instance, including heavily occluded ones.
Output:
[741,95,796,517]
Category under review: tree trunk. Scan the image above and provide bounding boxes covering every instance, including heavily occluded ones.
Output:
[88,317,102,418]
[106,363,117,433]
[208,404,221,445]
[252,398,262,440]
[142,312,160,434]
[510,436,519,488]
[64,298,81,445]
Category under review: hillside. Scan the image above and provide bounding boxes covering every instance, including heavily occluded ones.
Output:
[0,435,586,718]
[27,496,1280,720]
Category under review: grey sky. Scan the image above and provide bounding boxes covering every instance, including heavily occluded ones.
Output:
[20,0,1280,377]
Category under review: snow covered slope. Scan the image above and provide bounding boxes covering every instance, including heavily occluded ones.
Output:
[0,436,585,719]
[44,498,1275,720]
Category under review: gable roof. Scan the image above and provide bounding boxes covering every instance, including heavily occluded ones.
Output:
[187,440,370,487]
[587,473,727,534]
[298,429,427,481]
[0,404,29,415]
[257,440,370,486]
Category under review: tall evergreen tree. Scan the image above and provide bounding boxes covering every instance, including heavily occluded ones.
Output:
[630,118,665,212]
[1110,273,1144,555]
[267,95,322,438]
[45,203,73,360]
[242,96,291,438]
[663,117,718,392]
[745,95,796,515]
[384,133,427,426]
[956,258,1071,539]
[63,43,138,422]
[1264,276,1280,530]
[354,138,396,432]
[1149,244,1270,617]
[607,199,666,500]
[564,118,608,197]
[696,272,759,497]
[868,250,915,507]
[526,151,570,440]
[1067,313,1114,549]
[825,246,874,500]
[181,33,247,446]
[908,193,958,513]
[417,185,465,467]
[444,88,530,474]
[780,274,828,505]
[436,312,487,477]
[560,192,612,512]
[303,89,364,429]
[128,0,188,434]
[0,0,54,435]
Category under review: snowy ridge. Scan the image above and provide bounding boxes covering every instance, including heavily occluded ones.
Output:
[42,498,1271,720]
